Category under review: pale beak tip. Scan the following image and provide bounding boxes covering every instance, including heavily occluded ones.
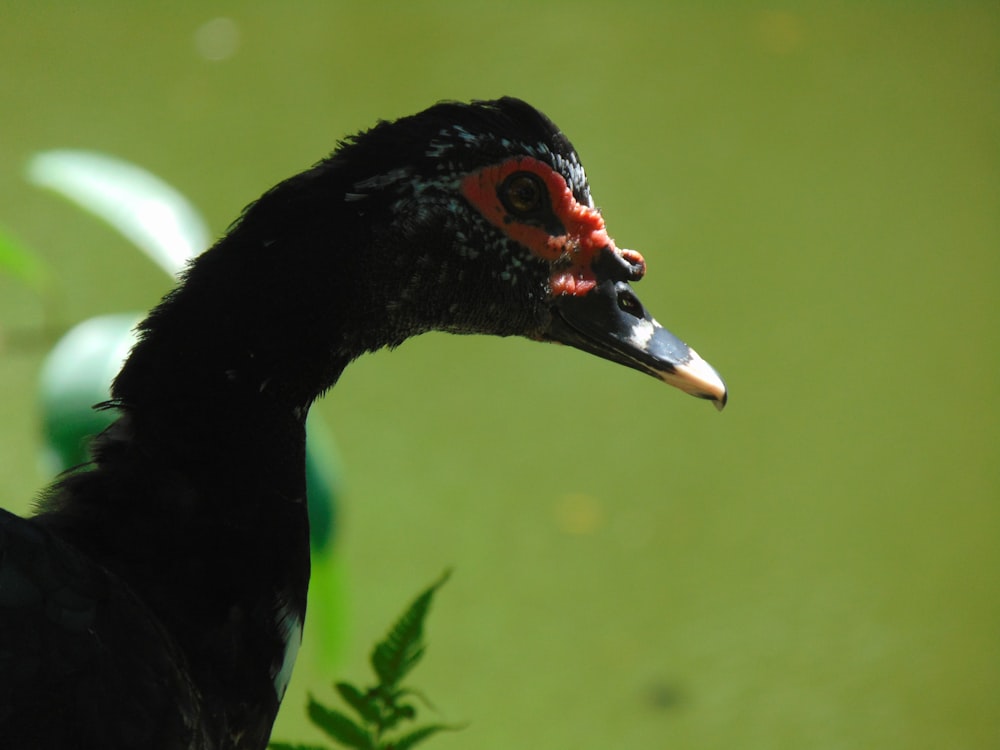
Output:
[659,346,728,411]
[713,389,728,412]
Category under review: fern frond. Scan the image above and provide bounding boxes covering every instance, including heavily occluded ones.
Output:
[370,571,450,689]
[307,695,374,750]
[385,723,458,750]
[335,681,382,725]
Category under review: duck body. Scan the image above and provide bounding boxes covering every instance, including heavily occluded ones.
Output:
[0,98,726,749]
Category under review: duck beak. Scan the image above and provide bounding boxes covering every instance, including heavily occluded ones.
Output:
[544,278,728,410]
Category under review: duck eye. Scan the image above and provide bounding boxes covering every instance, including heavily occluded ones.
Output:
[500,172,545,216]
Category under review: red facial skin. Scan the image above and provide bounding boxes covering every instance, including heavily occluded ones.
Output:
[460,157,646,297]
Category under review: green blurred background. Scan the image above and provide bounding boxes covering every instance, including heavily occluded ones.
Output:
[1,2,997,748]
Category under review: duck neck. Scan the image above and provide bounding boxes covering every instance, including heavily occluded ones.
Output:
[113,163,433,431]
[35,181,381,731]
[116,228,351,423]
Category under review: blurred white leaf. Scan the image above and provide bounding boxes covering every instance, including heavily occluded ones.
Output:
[27,149,211,277]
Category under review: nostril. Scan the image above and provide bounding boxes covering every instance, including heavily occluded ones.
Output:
[616,287,644,318]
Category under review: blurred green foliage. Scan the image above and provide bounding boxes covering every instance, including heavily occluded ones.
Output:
[0,225,49,292]
[272,572,456,750]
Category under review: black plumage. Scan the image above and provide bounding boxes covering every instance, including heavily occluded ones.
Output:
[0,97,726,749]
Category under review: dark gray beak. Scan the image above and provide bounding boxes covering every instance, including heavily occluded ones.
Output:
[544,277,728,410]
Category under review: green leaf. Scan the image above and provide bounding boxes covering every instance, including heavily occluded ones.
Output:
[0,225,49,292]
[335,681,382,725]
[308,695,373,750]
[268,743,329,750]
[377,701,415,733]
[385,723,459,750]
[393,687,436,713]
[370,571,450,689]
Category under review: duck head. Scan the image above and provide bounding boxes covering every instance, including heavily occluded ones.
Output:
[329,97,727,409]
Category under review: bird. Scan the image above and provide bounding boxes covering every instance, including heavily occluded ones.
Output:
[0,97,726,750]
